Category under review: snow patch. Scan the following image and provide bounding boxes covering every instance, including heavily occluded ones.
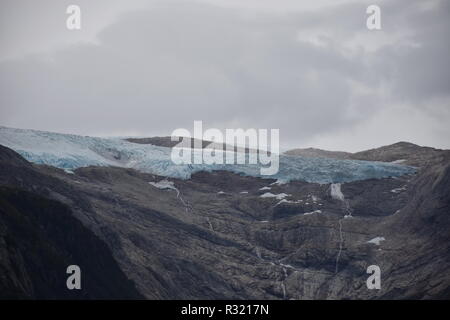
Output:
[260,192,290,200]
[274,198,303,206]
[280,263,296,270]
[330,183,345,201]
[270,180,288,185]
[367,237,385,245]
[149,179,177,192]
[149,179,189,211]
[391,186,407,193]
[303,210,322,216]
[149,179,180,196]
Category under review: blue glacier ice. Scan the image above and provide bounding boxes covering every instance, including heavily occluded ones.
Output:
[0,126,416,184]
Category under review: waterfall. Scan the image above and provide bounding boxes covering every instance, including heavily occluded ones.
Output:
[330,183,353,273]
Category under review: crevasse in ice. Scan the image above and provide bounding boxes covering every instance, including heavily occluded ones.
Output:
[0,126,416,184]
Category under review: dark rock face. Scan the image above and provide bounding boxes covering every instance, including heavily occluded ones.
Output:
[0,186,143,299]
[0,143,449,299]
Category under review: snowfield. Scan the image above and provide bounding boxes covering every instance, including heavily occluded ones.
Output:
[0,126,416,184]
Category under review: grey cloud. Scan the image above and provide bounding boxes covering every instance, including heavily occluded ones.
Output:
[0,0,449,150]
[368,0,450,103]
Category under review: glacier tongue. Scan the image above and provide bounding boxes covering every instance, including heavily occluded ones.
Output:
[0,126,416,184]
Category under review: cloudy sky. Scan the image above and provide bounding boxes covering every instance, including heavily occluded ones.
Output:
[0,0,449,151]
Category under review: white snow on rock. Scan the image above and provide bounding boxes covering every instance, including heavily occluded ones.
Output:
[149,179,179,195]
[260,192,290,200]
[259,186,271,191]
[149,179,190,210]
[270,180,288,185]
[391,186,407,193]
[367,237,386,245]
[274,199,290,206]
[391,159,406,164]
[274,199,296,206]
[330,183,345,202]
[279,263,296,270]
[303,210,322,216]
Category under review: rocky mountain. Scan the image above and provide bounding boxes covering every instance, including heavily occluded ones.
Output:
[0,133,449,299]
[0,147,143,299]
[352,142,449,167]
[285,148,352,160]
[126,136,209,148]
[286,142,450,167]
[126,136,260,154]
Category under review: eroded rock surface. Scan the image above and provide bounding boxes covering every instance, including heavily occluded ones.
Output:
[0,144,449,299]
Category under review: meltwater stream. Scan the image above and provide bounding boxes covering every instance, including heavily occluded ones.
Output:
[330,183,353,273]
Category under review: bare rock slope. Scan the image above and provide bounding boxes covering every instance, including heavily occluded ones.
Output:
[0,143,449,299]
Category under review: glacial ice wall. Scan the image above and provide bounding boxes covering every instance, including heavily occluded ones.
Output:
[0,127,416,184]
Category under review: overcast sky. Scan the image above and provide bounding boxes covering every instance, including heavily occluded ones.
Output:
[0,0,449,151]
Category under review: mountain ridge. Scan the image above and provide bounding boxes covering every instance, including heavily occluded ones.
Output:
[285,141,450,167]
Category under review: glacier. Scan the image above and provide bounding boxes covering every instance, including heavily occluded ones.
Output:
[0,126,416,184]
